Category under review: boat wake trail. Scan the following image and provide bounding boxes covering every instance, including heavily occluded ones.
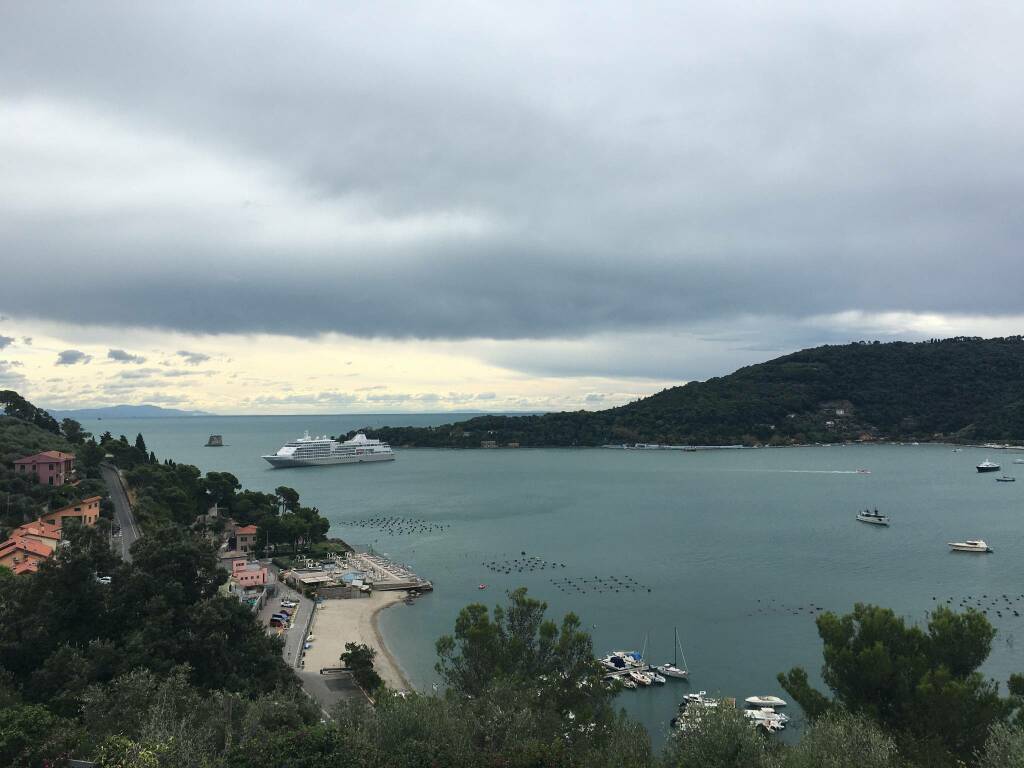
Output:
[725,469,865,475]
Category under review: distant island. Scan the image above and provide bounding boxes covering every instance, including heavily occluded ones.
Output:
[47,404,212,419]
[351,336,1024,448]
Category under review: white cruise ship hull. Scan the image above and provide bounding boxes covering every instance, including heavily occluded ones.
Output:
[263,453,395,468]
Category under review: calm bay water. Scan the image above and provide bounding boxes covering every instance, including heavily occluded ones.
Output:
[95,415,1024,743]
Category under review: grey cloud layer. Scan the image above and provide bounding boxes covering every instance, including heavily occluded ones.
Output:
[56,349,91,365]
[108,348,146,364]
[2,2,1023,344]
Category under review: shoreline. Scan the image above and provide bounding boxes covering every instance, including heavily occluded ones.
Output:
[303,591,413,692]
[370,595,414,691]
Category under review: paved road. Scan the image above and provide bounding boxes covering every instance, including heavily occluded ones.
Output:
[101,463,140,561]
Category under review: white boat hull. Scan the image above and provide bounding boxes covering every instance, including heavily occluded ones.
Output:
[948,544,992,553]
[857,516,889,526]
[263,453,395,468]
[656,664,688,679]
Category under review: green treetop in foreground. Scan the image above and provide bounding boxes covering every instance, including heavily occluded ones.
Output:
[779,602,1024,766]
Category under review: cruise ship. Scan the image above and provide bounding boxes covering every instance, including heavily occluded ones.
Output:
[262,432,395,468]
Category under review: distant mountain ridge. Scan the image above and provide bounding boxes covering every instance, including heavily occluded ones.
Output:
[48,404,211,419]
[355,337,1024,447]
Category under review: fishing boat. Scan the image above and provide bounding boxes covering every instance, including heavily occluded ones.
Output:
[856,509,889,526]
[204,434,224,447]
[948,539,993,553]
[745,695,787,708]
[656,627,689,679]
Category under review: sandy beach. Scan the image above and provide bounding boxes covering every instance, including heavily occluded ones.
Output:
[303,591,412,690]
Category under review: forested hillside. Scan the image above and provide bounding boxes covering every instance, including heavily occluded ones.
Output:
[359,337,1024,447]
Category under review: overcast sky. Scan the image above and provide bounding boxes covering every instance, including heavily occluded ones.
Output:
[2,2,1023,413]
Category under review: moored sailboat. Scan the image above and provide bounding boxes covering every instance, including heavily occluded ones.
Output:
[656,627,689,679]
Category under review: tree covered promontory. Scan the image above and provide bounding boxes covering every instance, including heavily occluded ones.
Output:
[356,337,1024,447]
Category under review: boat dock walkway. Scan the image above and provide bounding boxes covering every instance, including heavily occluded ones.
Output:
[601,665,652,681]
[347,550,433,591]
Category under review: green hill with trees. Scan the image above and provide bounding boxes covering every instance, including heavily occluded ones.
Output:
[356,337,1024,447]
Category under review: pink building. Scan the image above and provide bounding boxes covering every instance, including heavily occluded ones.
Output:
[232,558,267,588]
[14,451,75,486]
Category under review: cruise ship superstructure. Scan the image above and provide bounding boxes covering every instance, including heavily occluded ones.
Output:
[263,432,395,468]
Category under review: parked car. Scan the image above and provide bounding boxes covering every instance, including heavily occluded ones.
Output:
[281,600,298,608]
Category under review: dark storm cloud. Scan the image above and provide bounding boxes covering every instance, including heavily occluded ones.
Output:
[56,349,91,365]
[107,348,146,364]
[1,2,1023,345]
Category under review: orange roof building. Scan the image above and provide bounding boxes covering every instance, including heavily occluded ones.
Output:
[9,521,62,553]
[0,536,53,574]
[39,496,101,532]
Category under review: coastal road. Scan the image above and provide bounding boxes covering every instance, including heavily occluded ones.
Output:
[100,463,140,562]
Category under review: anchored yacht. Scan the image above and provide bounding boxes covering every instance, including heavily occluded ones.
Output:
[947,539,992,553]
[857,509,889,526]
[977,460,1000,473]
[263,432,395,468]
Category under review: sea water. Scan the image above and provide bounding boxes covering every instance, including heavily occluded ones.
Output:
[93,415,1024,744]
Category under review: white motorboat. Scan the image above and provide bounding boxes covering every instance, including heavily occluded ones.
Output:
[621,678,637,690]
[856,509,889,526]
[745,695,787,708]
[1014,458,1024,464]
[598,650,645,671]
[948,539,993,553]
[977,459,1000,473]
[657,627,689,679]
[628,670,652,686]
[995,475,1016,483]
[648,672,667,685]
[744,708,788,732]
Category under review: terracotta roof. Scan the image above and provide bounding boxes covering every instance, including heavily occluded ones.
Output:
[0,536,53,559]
[11,521,62,540]
[14,451,75,463]
[235,525,259,535]
[12,560,40,575]
[49,496,102,516]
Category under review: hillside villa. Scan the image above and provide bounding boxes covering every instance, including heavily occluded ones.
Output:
[0,496,101,574]
[14,451,76,486]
